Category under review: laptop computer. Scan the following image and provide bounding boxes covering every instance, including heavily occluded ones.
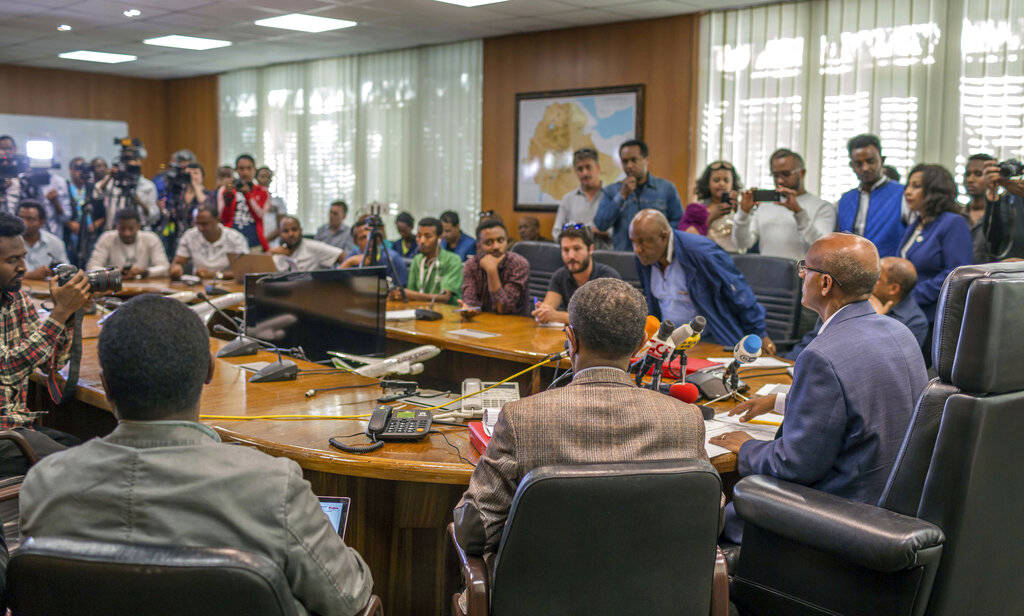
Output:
[227,252,279,278]
[317,496,351,539]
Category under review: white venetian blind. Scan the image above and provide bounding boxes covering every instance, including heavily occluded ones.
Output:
[698,0,1024,203]
[219,40,482,233]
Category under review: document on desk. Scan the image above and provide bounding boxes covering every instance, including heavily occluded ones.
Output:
[385,309,418,320]
[704,413,783,458]
[707,357,790,368]
[447,328,499,339]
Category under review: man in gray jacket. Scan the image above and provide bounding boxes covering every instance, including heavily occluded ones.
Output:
[19,294,373,616]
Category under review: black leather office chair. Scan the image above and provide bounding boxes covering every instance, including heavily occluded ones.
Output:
[510,241,562,299]
[6,537,383,616]
[449,460,728,616]
[592,249,643,290]
[728,262,1024,616]
[730,255,802,347]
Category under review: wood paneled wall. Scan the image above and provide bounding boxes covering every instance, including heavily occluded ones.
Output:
[0,64,219,181]
[482,14,701,239]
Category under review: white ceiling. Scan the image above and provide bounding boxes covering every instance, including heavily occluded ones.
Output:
[0,0,751,80]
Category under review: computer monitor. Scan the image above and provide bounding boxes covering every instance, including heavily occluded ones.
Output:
[243,267,386,361]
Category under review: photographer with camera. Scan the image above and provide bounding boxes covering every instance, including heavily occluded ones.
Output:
[216,154,269,252]
[153,149,196,202]
[95,139,159,231]
[0,210,91,476]
[0,135,71,236]
[981,158,1024,261]
[87,208,169,279]
[158,161,213,258]
[66,156,107,266]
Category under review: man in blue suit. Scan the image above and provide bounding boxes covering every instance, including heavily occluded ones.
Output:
[630,209,770,350]
[837,134,906,257]
[711,233,928,543]
[784,256,929,358]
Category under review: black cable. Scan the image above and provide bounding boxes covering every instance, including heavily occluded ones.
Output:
[432,429,475,466]
[297,368,351,374]
[431,418,469,427]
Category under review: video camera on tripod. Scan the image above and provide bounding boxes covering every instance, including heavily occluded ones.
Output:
[109,137,146,190]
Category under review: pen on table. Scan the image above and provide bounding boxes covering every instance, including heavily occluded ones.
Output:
[744,419,782,426]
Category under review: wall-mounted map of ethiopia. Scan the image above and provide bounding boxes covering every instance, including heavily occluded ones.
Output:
[515,85,644,210]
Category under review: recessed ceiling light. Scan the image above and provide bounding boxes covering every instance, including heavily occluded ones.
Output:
[254,14,357,33]
[123,9,141,18]
[58,50,137,64]
[431,0,511,6]
[144,35,232,50]
[57,24,72,32]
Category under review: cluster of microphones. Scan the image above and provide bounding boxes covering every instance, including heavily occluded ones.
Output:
[630,315,763,414]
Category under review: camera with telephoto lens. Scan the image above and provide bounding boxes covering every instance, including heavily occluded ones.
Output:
[0,154,30,180]
[163,162,191,199]
[999,159,1024,179]
[51,263,123,293]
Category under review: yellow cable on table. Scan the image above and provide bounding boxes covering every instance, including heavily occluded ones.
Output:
[198,352,565,421]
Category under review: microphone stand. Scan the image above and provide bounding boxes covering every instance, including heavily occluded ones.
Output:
[212,324,298,382]
[199,292,258,357]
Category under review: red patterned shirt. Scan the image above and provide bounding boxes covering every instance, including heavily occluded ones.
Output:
[460,252,530,315]
[0,289,71,428]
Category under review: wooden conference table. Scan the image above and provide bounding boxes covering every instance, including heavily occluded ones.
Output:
[27,279,792,615]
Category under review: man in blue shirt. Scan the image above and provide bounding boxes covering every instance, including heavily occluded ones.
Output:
[630,209,770,350]
[440,210,477,261]
[594,140,683,251]
[836,134,906,257]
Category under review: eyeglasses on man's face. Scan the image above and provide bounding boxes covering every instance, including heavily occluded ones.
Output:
[797,259,843,287]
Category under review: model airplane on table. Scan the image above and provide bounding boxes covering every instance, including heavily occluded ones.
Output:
[329,345,441,377]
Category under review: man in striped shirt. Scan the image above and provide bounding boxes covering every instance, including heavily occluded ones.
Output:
[0,211,91,476]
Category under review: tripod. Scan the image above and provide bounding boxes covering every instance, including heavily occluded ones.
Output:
[361,224,406,302]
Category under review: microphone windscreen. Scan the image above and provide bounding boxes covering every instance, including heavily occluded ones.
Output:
[644,315,660,339]
[669,381,700,404]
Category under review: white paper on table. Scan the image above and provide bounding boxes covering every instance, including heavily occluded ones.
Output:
[704,416,780,458]
[754,383,791,397]
[447,328,499,339]
[535,321,565,328]
[708,357,791,368]
[385,309,418,320]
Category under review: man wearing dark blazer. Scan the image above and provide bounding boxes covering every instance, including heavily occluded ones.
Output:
[453,278,711,556]
[711,233,928,543]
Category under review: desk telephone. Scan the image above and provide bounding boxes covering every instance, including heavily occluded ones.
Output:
[328,405,432,454]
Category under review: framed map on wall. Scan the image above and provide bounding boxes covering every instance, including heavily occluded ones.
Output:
[514,84,644,211]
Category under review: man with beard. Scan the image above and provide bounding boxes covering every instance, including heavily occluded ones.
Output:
[458,219,530,316]
[594,139,683,251]
[271,215,345,272]
[733,148,836,259]
[388,216,461,304]
[836,134,906,257]
[532,225,620,324]
[552,147,611,248]
[87,209,169,279]
[0,211,91,476]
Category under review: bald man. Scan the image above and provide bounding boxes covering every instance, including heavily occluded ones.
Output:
[711,233,928,544]
[629,209,769,349]
[784,256,929,358]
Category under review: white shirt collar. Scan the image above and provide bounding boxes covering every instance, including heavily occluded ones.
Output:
[861,175,889,193]
[817,302,854,337]
[664,229,674,264]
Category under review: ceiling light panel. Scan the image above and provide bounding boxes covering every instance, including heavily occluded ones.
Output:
[144,35,232,50]
[431,0,511,6]
[253,14,357,33]
[58,50,137,64]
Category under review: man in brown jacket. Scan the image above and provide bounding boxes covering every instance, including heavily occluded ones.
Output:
[453,277,711,555]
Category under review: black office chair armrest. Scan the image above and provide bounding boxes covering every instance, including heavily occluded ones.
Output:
[733,475,944,572]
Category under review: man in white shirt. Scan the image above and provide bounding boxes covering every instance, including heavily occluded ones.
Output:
[18,200,69,279]
[94,154,159,231]
[733,149,837,260]
[551,148,611,248]
[271,215,344,272]
[87,208,169,278]
[169,205,250,279]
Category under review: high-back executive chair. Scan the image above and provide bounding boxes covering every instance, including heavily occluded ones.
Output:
[449,460,729,616]
[729,254,804,348]
[727,262,1024,616]
[591,250,644,290]
[6,537,383,616]
[510,240,561,301]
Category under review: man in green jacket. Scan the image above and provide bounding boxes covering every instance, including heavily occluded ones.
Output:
[390,216,462,304]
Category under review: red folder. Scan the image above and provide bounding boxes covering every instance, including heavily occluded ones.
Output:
[468,421,490,455]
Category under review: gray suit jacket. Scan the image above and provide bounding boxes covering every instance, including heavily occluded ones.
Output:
[454,366,710,555]
[20,421,372,616]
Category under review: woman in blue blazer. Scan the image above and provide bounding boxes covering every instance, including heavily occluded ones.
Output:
[899,164,973,322]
